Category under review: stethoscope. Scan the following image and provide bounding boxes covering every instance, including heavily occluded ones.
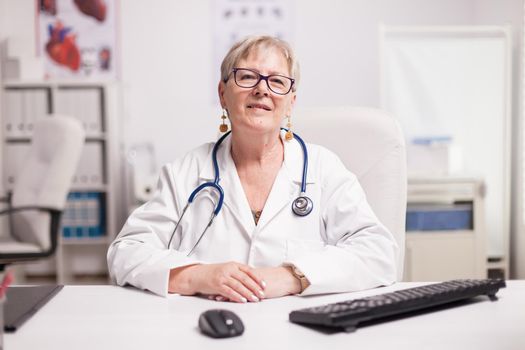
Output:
[168,128,313,255]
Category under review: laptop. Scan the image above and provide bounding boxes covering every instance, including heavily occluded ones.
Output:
[4,285,63,332]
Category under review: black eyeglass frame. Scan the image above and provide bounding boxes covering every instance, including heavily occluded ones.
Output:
[226,68,295,95]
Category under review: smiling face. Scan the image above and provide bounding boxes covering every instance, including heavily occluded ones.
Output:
[218,46,296,138]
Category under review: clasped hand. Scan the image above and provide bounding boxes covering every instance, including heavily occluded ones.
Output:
[169,262,301,303]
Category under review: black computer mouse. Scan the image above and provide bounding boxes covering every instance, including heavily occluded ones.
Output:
[198,309,245,338]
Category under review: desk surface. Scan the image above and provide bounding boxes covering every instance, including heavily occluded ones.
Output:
[5,281,524,350]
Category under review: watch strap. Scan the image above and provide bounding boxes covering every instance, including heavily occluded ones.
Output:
[291,266,310,293]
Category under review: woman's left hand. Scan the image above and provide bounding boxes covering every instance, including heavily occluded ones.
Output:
[210,266,301,301]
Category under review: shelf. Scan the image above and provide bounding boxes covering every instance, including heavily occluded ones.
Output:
[406,230,475,237]
[408,176,484,184]
[5,135,107,142]
[4,184,109,192]
[4,79,118,88]
[2,81,121,282]
[85,135,107,141]
[61,237,110,246]
[70,185,109,192]
[6,179,108,194]
[5,136,31,142]
[408,177,484,203]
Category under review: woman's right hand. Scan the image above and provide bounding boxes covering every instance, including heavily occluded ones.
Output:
[168,262,266,303]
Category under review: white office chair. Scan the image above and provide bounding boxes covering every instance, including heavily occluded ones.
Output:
[294,106,407,280]
[0,115,85,268]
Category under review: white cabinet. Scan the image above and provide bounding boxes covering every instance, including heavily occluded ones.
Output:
[1,80,122,284]
[403,178,488,281]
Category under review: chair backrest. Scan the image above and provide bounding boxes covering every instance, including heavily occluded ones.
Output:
[294,106,407,281]
[10,115,85,250]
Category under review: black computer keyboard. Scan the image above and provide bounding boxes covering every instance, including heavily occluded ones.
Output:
[289,279,506,332]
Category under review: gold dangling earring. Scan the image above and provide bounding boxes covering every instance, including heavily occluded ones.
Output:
[219,109,229,133]
[285,115,294,141]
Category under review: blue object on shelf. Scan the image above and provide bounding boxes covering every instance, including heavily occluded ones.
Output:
[61,191,105,238]
[406,203,473,231]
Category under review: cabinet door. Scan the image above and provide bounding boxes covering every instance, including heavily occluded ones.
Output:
[404,233,480,281]
[4,143,30,186]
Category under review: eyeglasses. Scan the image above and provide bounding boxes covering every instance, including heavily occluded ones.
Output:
[229,68,295,95]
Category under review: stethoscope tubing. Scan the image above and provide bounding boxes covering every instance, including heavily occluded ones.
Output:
[289,130,308,194]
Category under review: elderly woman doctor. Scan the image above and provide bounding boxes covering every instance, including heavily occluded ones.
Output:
[108,36,398,302]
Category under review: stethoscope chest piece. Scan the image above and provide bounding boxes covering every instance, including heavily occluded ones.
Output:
[292,195,313,216]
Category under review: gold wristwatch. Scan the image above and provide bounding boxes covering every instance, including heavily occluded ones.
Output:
[291,266,310,293]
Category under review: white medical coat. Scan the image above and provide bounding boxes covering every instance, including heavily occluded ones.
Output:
[107,133,398,297]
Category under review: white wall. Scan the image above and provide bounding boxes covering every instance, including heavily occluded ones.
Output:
[2,0,520,167]
[468,0,525,278]
[0,0,36,53]
[121,0,508,166]
[119,1,216,166]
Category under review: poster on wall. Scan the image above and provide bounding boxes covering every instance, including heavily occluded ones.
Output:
[212,0,294,102]
[38,0,117,80]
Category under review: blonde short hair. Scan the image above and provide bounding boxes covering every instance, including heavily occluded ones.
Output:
[220,35,300,92]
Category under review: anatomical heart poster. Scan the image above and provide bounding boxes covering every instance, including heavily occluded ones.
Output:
[38,0,117,80]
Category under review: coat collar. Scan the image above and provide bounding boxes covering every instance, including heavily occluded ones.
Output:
[198,130,316,185]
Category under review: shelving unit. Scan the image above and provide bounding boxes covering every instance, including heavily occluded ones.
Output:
[403,177,490,281]
[1,80,122,284]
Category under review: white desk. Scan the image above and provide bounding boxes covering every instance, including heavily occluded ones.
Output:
[5,281,524,350]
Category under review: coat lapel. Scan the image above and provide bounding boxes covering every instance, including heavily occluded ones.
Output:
[255,132,316,230]
[219,141,257,234]
[254,165,296,230]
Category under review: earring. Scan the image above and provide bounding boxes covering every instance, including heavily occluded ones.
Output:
[285,115,294,141]
[219,109,229,133]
